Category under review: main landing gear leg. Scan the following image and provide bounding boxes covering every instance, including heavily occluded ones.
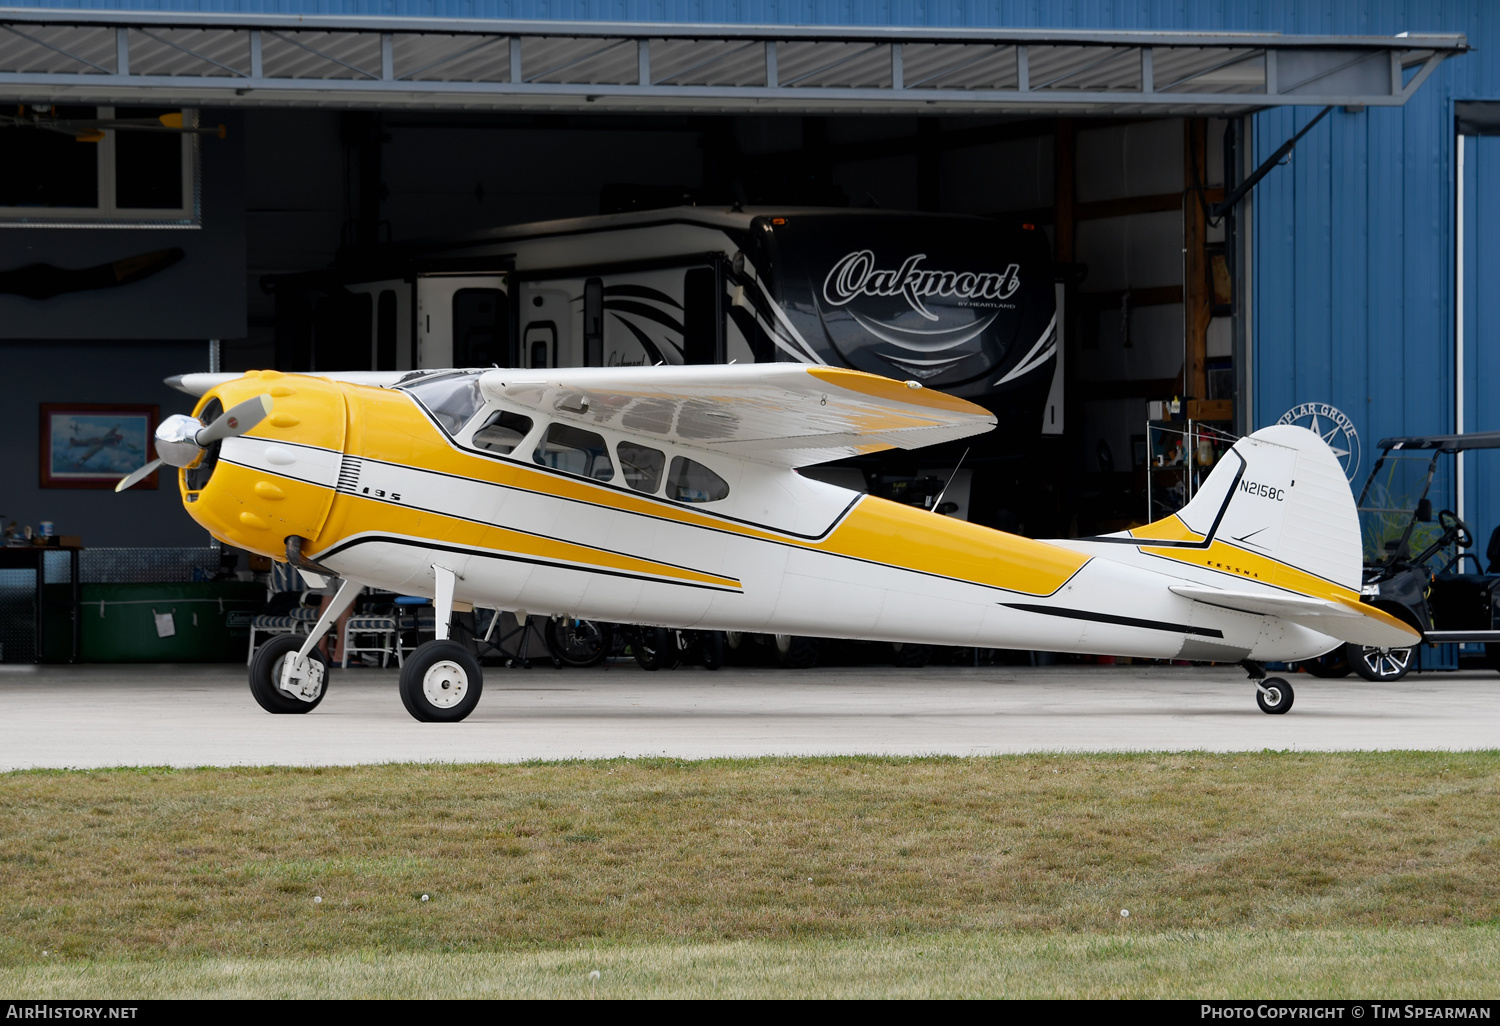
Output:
[248,576,363,714]
[1242,659,1294,715]
[397,564,484,723]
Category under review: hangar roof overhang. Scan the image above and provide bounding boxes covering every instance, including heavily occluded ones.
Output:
[0,8,1467,116]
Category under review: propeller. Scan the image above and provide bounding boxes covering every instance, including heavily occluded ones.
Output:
[115,394,273,492]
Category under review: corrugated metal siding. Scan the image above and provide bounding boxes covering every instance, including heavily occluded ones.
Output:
[0,0,1473,32]
[1462,135,1500,563]
[1249,0,1497,527]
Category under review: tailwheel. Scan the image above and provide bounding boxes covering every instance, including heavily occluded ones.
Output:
[249,634,330,714]
[1256,676,1295,715]
[1345,643,1414,682]
[399,639,483,722]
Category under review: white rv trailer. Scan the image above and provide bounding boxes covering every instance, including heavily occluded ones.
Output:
[266,206,1061,519]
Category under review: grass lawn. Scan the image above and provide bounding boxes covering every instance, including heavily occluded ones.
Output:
[1,752,1498,998]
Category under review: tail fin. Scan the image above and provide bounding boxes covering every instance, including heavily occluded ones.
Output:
[1166,424,1362,591]
[1148,426,1419,647]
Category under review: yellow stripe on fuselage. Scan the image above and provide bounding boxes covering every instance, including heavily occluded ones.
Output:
[325,492,742,589]
[329,383,1088,598]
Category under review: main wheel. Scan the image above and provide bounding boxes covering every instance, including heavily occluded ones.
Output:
[249,634,330,714]
[399,640,483,722]
[1298,649,1352,678]
[1256,676,1295,714]
[545,617,611,668]
[1345,643,1414,682]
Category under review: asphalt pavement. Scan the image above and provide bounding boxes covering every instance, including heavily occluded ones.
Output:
[1,660,1496,770]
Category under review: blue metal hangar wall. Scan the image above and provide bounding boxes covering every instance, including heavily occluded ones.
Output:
[0,0,1490,544]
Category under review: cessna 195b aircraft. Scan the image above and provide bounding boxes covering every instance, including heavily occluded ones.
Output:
[121,363,1419,722]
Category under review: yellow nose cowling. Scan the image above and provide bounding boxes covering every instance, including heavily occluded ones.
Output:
[181,370,347,561]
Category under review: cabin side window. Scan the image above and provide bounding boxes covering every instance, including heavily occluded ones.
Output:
[667,456,729,503]
[534,423,615,482]
[402,371,484,435]
[617,442,665,494]
[472,410,534,455]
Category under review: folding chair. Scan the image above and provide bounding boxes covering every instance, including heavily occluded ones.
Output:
[341,601,402,668]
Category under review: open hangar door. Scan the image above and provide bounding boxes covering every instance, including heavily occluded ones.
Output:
[0,11,1463,540]
[239,109,1265,535]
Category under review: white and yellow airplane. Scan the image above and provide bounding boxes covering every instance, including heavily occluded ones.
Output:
[123,364,1419,722]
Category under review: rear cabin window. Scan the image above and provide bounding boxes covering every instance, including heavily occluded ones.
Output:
[472,410,533,455]
[617,442,665,494]
[534,423,615,482]
[667,456,729,503]
[403,372,484,435]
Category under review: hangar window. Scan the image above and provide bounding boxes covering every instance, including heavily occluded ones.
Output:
[617,441,666,494]
[472,410,534,455]
[667,456,729,503]
[0,105,199,225]
[534,423,615,482]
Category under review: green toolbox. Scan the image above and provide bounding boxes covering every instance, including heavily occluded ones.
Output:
[69,581,267,662]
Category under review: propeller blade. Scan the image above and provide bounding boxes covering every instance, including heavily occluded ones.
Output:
[115,458,163,493]
[195,394,273,446]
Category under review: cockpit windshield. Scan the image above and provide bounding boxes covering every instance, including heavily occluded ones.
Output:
[401,371,484,435]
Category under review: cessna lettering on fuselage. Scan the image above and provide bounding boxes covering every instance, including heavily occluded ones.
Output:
[822,251,1022,320]
[133,364,1420,723]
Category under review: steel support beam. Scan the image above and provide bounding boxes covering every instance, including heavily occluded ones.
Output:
[0,11,1466,115]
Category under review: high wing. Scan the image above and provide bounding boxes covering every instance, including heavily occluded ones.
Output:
[168,371,412,396]
[479,364,997,467]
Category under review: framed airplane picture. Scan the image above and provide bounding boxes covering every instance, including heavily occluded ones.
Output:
[40,403,159,490]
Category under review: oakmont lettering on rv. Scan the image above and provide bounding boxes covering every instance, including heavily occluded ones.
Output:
[823,251,1021,321]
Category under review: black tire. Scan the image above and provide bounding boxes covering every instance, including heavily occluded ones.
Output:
[699,631,726,671]
[774,634,820,669]
[249,634,330,714]
[399,640,483,722]
[891,642,933,668]
[1345,643,1415,682]
[632,627,677,671]
[1256,676,1295,714]
[1485,643,1500,673]
[545,617,611,668]
[724,631,744,651]
[1299,649,1352,678]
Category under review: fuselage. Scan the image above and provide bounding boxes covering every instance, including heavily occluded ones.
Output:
[184,371,1362,664]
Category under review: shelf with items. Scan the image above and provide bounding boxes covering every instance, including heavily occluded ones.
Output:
[1145,419,1236,521]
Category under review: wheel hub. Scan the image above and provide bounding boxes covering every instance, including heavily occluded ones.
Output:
[277,652,324,702]
[421,659,469,709]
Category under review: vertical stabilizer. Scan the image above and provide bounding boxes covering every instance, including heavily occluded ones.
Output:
[1154,425,1362,591]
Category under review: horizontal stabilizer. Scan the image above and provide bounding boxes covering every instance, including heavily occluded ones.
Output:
[1169,584,1420,648]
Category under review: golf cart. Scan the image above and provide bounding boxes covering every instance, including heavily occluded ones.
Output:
[1301,431,1500,681]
